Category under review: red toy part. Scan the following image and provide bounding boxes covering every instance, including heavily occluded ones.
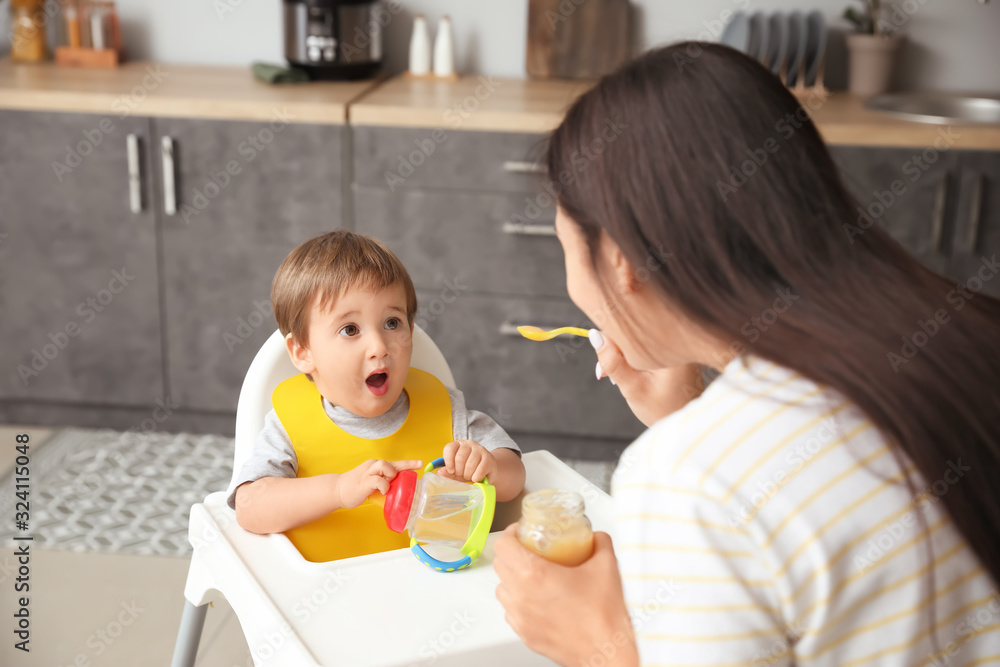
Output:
[384,469,417,533]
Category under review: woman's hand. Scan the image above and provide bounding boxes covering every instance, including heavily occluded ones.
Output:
[335,458,423,509]
[493,524,639,667]
[591,329,705,427]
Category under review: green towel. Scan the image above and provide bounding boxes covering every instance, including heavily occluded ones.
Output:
[252,62,311,85]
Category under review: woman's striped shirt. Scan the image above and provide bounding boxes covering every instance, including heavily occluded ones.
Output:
[611,354,999,666]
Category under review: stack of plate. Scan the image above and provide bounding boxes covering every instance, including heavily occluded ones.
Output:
[719,10,828,88]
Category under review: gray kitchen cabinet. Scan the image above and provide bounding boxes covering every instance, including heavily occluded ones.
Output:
[950,151,1000,298]
[354,186,565,297]
[0,109,163,406]
[414,289,644,442]
[355,124,644,458]
[353,126,548,192]
[829,145,960,279]
[152,117,344,412]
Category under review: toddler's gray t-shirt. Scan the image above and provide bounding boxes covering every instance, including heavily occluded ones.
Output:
[227,386,519,509]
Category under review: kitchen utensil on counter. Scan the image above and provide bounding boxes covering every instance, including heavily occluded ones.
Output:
[719,11,750,53]
[408,13,431,76]
[802,11,828,88]
[283,0,383,81]
[432,15,455,78]
[526,0,631,80]
[516,325,590,341]
[54,1,122,68]
[768,12,789,77]
[748,11,770,67]
[785,11,808,87]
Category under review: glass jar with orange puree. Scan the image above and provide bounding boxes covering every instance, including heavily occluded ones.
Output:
[516,489,594,566]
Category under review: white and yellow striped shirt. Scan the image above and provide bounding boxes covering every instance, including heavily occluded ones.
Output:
[611,354,999,667]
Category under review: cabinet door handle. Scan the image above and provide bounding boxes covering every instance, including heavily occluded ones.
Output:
[929,174,948,253]
[502,221,556,236]
[503,161,545,174]
[126,134,142,214]
[965,173,984,254]
[161,136,176,216]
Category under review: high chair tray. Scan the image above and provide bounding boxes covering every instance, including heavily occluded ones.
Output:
[185,450,615,666]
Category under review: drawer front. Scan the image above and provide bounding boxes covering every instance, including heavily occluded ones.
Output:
[829,145,957,279]
[356,187,566,297]
[415,291,645,441]
[353,126,548,192]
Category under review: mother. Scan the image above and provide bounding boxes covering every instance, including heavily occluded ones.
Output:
[492,43,1000,666]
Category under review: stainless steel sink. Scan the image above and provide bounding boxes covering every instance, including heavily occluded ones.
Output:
[865,92,1000,125]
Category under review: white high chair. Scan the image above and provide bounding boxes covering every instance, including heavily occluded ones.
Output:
[171,326,615,667]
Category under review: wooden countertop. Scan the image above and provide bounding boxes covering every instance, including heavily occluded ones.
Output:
[806,92,1000,150]
[348,75,594,133]
[352,75,1000,149]
[1,60,998,148]
[0,58,380,124]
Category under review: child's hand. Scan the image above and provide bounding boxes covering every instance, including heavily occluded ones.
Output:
[438,440,498,484]
[336,459,423,509]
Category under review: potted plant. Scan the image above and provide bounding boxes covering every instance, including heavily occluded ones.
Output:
[843,0,905,96]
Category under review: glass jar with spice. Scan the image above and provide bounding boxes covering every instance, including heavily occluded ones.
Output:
[11,0,47,62]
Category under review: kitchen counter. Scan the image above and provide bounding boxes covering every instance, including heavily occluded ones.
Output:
[0,58,380,124]
[351,75,1000,149]
[2,59,999,147]
[348,74,593,133]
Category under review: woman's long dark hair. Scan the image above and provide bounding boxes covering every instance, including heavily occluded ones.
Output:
[547,42,1000,611]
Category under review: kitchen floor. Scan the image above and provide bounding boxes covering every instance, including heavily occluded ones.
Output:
[0,423,254,667]
[0,423,616,667]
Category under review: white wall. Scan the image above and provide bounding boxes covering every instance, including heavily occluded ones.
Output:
[4,1,1000,92]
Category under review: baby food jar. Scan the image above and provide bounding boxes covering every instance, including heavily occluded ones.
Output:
[517,489,594,566]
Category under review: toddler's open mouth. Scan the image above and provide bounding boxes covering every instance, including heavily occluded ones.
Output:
[366,370,389,397]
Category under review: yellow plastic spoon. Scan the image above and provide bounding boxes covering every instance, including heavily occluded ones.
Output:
[517,325,590,341]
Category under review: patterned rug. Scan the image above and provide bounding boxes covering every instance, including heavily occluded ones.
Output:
[0,428,234,557]
[0,427,615,558]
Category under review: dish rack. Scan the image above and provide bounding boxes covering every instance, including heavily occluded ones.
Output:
[720,10,830,102]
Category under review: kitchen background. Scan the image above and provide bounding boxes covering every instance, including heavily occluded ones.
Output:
[1,0,999,89]
[1,0,999,665]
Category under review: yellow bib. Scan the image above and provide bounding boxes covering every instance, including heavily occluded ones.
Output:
[273,368,454,563]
